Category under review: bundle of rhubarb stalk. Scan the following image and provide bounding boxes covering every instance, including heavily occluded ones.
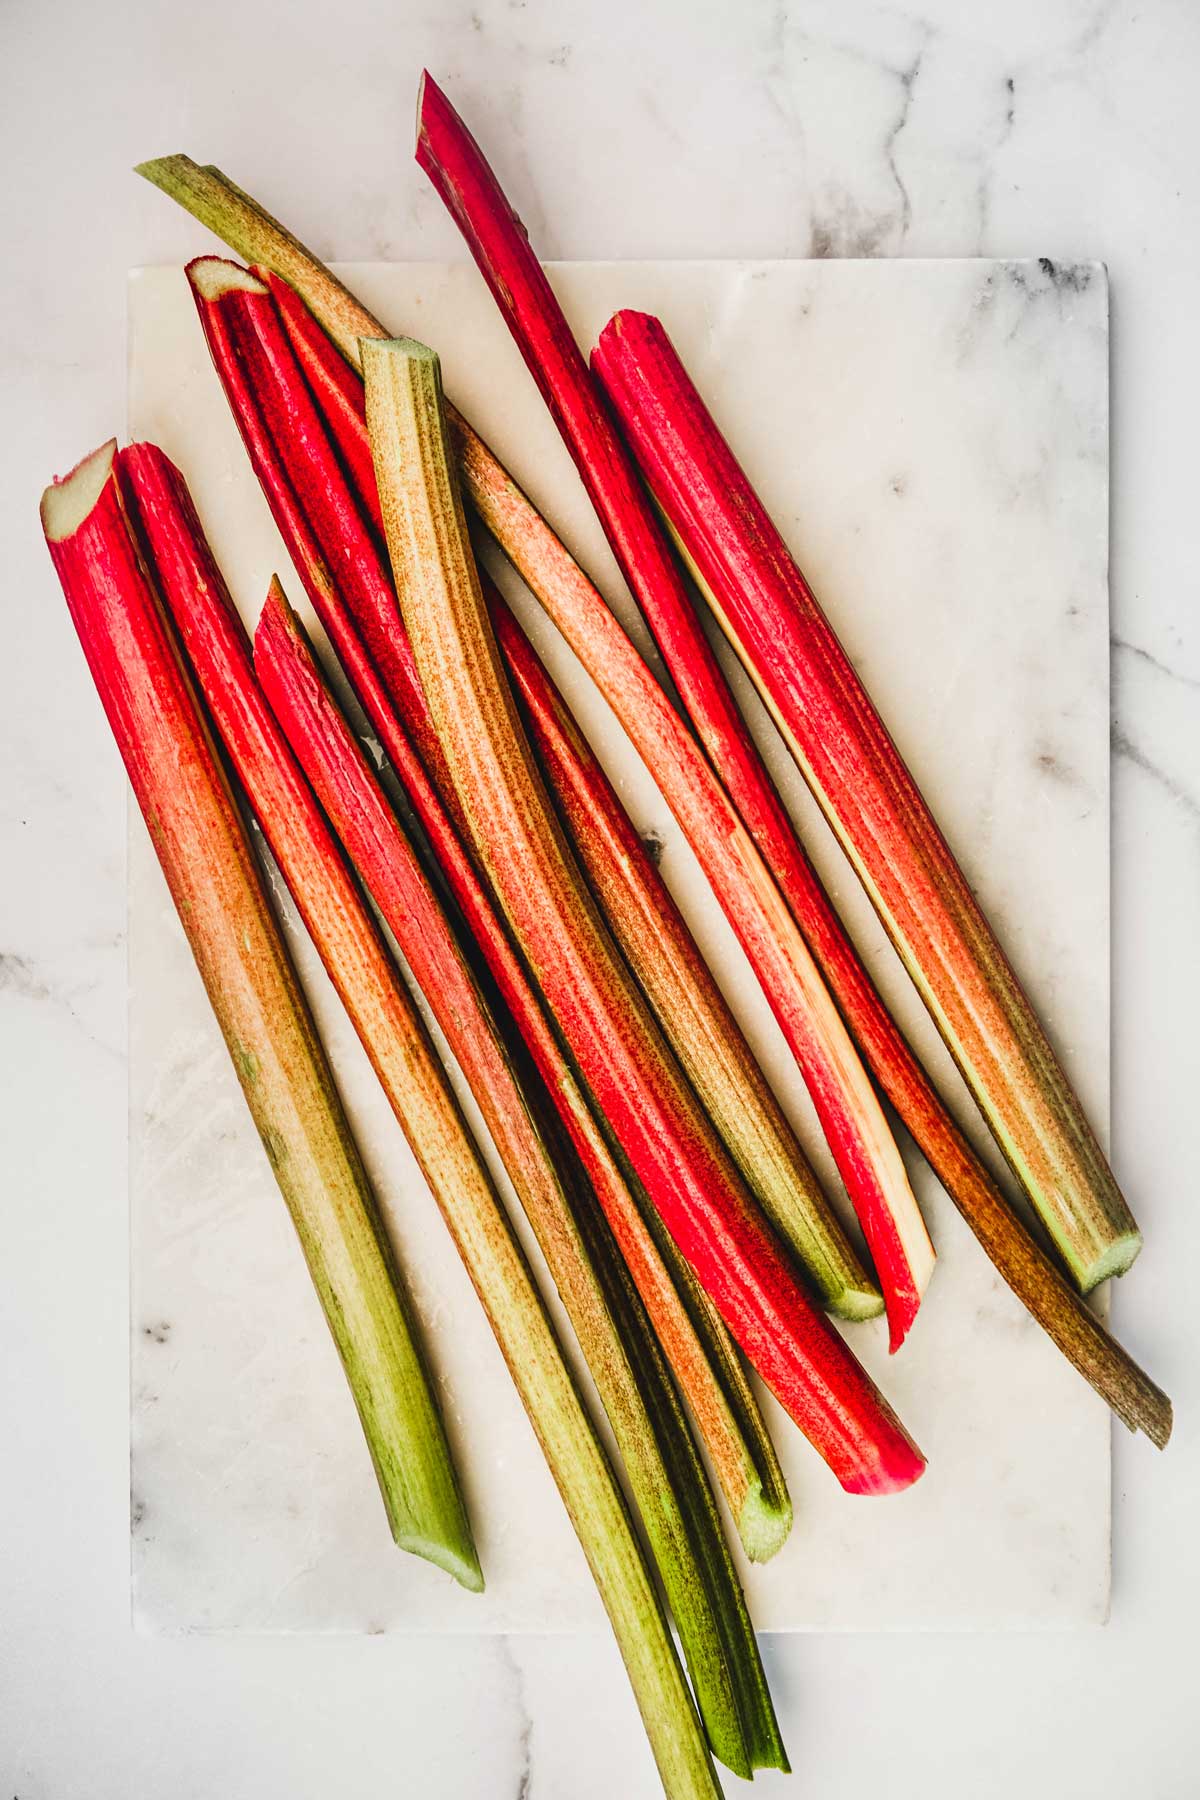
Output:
[42,73,1170,1797]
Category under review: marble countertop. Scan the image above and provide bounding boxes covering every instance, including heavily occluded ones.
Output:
[1,1,1196,1796]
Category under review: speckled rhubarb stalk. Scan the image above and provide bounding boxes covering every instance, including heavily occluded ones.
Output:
[594,309,1143,1298]
[136,152,1170,1442]
[253,257,876,1327]
[40,440,479,1586]
[413,73,934,1346]
[255,586,786,1777]
[182,254,794,1559]
[492,594,878,1319]
[364,333,926,1493]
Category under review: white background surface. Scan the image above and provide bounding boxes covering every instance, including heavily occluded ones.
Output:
[1,1,1197,1795]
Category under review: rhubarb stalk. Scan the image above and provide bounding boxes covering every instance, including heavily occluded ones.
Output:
[113,443,723,1800]
[593,309,1142,1296]
[135,152,1170,1442]
[181,256,794,1557]
[415,72,934,1346]
[254,586,786,1774]
[41,440,479,1585]
[364,333,926,1494]
[492,594,880,1319]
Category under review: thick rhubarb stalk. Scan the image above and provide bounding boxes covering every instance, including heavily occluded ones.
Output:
[493,594,879,1320]
[414,72,934,1347]
[114,447,722,1800]
[594,310,1142,1296]
[136,155,1171,1443]
[40,440,479,1586]
[253,257,876,1326]
[182,256,793,1559]
[254,586,786,1775]
[364,333,926,1494]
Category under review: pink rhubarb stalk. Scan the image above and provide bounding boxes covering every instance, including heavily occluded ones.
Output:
[593,309,1142,1297]
[182,255,795,1556]
[40,440,479,1585]
[364,332,926,1494]
[413,74,933,1346]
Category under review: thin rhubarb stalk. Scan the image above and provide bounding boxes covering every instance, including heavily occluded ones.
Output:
[254,585,786,1776]
[364,333,926,1494]
[414,73,933,1347]
[113,447,722,1800]
[253,258,876,1326]
[181,256,794,1559]
[594,311,1142,1296]
[493,593,879,1321]
[40,440,479,1585]
[135,156,1171,1443]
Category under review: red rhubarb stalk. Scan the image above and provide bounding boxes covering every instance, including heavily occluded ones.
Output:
[364,333,926,1494]
[41,440,479,1585]
[593,309,1142,1296]
[135,153,1171,1444]
[182,255,795,1554]
[413,73,934,1347]
[253,585,786,1775]
[186,258,450,789]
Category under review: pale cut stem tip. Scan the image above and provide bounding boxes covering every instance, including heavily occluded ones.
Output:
[40,439,117,541]
[188,256,269,302]
[738,1487,792,1566]
[1080,1231,1143,1294]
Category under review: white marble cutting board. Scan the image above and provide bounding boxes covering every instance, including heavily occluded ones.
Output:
[128,257,1111,1634]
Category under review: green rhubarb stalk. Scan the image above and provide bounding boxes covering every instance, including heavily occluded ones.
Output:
[362,334,926,1495]
[41,439,479,1586]
[254,586,786,1777]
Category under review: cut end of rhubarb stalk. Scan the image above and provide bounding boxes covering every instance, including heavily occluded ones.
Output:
[840,1440,927,1498]
[187,255,269,303]
[1080,1229,1143,1293]
[737,1484,793,1566]
[836,1284,888,1325]
[415,68,432,145]
[403,1531,486,1594]
[133,153,192,193]
[40,439,117,542]
[365,334,439,370]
